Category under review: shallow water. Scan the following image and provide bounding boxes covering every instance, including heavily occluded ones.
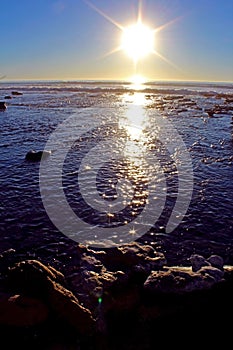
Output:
[0,80,233,266]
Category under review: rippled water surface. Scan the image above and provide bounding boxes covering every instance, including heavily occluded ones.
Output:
[0,80,233,265]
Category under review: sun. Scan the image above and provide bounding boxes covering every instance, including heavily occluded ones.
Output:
[121,21,155,63]
[85,0,181,73]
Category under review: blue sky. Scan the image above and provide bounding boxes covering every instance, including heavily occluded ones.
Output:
[1,0,233,82]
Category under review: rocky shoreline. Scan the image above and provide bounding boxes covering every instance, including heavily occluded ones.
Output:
[0,241,233,349]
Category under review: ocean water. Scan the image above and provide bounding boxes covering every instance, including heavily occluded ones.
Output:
[0,80,233,266]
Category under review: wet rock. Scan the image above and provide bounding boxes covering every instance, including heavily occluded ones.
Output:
[205,108,215,117]
[67,262,126,313]
[65,242,166,315]
[47,278,95,335]
[144,266,220,294]
[11,91,23,96]
[67,245,142,315]
[80,254,104,274]
[0,248,16,260]
[0,102,7,110]
[198,265,224,281]
[189,254,210,272]
[102,275,140,314]
[7,260,95,335]
[207,255,224,270]
[25,150,51,162]
[97,242,166,272]
[7,259,65,297]
[0,294,49,326]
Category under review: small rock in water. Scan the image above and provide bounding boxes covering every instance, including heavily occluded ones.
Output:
[25,150,51,162]
[0,102,7,110]
[11,91,23,96]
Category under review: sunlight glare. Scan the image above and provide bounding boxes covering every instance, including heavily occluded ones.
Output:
[121,22,155,63]
[86,0,182,74]
[130,74,147,90]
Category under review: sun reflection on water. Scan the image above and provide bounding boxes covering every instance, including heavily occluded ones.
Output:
[119,90,149,165]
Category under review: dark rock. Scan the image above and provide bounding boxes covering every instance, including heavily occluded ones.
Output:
[1,250,233,348]
[80,253,104,273]
[6,260,95,335]
[0,249,17,275]
[7,259,66,297]
[0,102,7,110]
[96,242,166,272]
[144,263,226,295]
[0,294,49,326]
[47,278,95,335]
[4,96,12,99]
[25,150,51,162]
[189,254,210,272]
[102,277,140,314]
[207,254,224,270]
[67,262,126,313]
[11,91,23,96]
[198,265,224,280]
[66,242,166,316]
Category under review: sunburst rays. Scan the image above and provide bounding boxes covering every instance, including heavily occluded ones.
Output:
[85,0,182,76]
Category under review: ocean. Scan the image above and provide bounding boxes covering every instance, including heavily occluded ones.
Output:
[0,80,233,267]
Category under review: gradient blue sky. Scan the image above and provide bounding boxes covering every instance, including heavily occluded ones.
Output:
[1,0,233,82]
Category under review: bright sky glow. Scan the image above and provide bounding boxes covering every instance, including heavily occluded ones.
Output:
[0,0,232,82]
[121,22,155,63]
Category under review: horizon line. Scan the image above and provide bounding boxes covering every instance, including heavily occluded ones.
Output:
[1,77,233,84]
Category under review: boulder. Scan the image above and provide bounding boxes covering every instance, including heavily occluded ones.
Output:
[0,294,49,326]
[47,278,95,335]
[7,260,95,335]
